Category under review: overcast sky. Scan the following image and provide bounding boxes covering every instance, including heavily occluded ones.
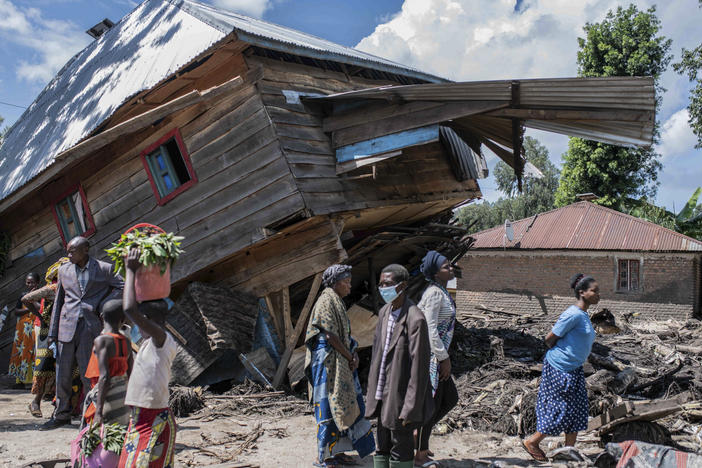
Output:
[1,0,700,212]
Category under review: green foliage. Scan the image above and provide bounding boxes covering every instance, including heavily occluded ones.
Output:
[672,2,702,148]
[556,4,671,207]
[620,188,702,240]
[456,136,560,233]
[555,138,662,208]
[105,229,184,277]
[81,422,128,458]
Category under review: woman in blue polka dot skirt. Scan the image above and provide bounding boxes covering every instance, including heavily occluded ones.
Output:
[522,273,599,462]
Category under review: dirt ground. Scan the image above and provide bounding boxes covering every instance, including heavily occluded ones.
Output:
[0,375,605,468]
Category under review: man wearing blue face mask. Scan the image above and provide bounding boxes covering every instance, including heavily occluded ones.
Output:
[365,264,433,468]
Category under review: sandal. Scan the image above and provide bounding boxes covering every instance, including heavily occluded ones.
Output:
[28,402,42,418]
[521,441,547,462]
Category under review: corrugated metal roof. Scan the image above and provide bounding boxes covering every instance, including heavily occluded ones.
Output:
[0,0,443,204]
[470,201,702,252]
[0,0,224,202]
[310,77,656,148]
[174,0,444,83]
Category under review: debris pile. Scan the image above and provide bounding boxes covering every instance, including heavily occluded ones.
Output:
[179,379,310,423]
[446,313,702,452]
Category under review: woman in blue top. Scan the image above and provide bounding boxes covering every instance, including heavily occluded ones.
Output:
[523,273,599,462]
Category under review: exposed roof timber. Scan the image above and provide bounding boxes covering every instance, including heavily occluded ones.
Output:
[330,101,509,148]
[311,76,656,170]
[485,107,654,122]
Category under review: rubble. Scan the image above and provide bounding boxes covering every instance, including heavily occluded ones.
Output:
[446,312,702,454]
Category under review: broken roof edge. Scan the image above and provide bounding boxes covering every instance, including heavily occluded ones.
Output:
[169,0,447,84]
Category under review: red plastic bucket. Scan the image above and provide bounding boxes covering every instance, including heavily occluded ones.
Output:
[124,223,171,302]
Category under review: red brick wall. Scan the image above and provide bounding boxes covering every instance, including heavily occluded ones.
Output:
[456,251,701,321]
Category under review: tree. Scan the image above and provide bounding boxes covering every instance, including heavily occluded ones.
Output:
[620,188,702,240]
[456,136,560,233]
[554,5,672,208]
[673,1,702,148]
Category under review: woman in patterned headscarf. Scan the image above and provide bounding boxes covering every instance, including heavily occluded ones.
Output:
[304,264,375,468]
[9,272,40,388]
[21,257,69,417]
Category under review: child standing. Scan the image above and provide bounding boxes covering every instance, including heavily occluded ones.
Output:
[83,298,133,428]
[118,248,177,468]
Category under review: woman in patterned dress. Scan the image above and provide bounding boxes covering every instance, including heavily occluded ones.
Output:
[304,264,375,468]
[9,272,40,387]
[522,273,599,462]
[22,258,69,417]
[415,251,459,467]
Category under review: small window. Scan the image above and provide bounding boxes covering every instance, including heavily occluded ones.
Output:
[617,259,640,292]
[51,184,96,246]
[140,128,197,205]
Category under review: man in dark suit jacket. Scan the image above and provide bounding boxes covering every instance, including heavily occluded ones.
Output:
[365,264,433,468]
[42,236,123,429]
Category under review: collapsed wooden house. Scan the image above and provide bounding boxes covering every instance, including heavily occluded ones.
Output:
[0,0,656,386]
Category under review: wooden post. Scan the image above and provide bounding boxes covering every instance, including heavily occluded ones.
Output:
[282,287,293,344]
[368,258,379,313]
[271,272,323,389]
[264,294,284,342]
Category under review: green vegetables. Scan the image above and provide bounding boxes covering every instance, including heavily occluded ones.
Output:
[105,228,184,277]
[81,422,127,458]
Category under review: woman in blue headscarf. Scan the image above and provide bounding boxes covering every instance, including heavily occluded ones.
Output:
[415,251,458,467]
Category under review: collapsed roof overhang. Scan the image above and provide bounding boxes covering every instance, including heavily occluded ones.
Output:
[306,76,655,189]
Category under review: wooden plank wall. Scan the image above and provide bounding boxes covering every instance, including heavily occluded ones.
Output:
[0,52,306,312]
[246,55,481,217]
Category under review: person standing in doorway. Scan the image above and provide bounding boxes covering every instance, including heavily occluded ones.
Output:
[415,251,459,467]
[42,236,123,430]
[522,274,599,461]
[365,264,433,468]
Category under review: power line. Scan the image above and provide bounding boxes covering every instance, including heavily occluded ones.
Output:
[0,101,27,109]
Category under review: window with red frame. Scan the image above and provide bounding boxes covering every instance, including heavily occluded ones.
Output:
[52,185,96,245]
[141,129,197,205]
[617,259,640,292]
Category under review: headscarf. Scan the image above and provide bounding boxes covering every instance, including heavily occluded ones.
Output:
[420,250,448,281]
[322,264,352,289]
[45,257,69,284]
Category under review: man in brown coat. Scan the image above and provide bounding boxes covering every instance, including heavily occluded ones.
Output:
[365,264,433,468]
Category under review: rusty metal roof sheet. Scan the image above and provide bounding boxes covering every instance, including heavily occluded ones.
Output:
[470,202,702,252]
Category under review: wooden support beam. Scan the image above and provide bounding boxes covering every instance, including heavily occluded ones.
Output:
[331,101,509,148]
[282,287,293,344]
[264,294,284,342]
[484,107,653,122]
[323,101,444,132]
[272,272,324,389]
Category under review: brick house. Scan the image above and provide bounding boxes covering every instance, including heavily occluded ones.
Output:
[457,201,702,321]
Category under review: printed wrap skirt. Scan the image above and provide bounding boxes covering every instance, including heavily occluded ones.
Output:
[535,359,588,435]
